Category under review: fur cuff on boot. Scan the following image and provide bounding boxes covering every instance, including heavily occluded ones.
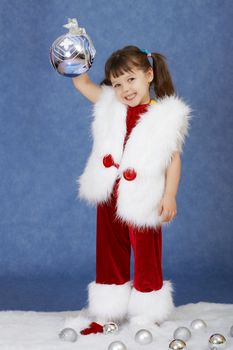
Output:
[88,281,131,322]
[127,280,174,328]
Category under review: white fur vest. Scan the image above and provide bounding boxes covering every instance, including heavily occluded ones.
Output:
[78,86,191,228]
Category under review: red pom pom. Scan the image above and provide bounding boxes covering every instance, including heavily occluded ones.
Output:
[103,154,114,168]
[123,168,137,181]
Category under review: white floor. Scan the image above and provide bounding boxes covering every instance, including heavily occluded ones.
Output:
[0,302,232,350]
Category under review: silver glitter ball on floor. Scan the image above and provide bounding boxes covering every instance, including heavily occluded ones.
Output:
[190,319,207,330]
[59,327,78,342]
[108,340,127,350]
[135,329,153,345]
[173,327,192,342]
[208,333,226,349]
[230,325,233,337]
[103,322,119,335]
[169,339,187,350]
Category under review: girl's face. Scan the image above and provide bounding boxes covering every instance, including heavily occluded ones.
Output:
[110,67,153,107]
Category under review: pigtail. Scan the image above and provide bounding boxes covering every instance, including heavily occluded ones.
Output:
[151,53,175,98]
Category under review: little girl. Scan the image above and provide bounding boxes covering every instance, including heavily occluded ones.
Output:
[72,45,190,334]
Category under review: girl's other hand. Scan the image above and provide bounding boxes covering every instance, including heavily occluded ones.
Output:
[158,194,177,223]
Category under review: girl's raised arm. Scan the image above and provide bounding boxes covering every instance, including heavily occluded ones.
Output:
[72,73,102,103]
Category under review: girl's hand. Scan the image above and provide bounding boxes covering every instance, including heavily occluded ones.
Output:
[158,194,177,223]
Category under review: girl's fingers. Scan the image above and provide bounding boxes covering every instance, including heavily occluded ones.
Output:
[162,211,170,222]
[159,208,177,222]
[163,211,175,222]
[169,212,177,222]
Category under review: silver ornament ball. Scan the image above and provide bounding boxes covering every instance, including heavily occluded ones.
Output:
[208,333,226,349]
[50,18,96,77]
[169,339,187,350]
[59,327,78,342]
[230,325,233,337]
[173,327,191,342]
[108,340,127,350]
[103,322,119,335]
[190,319,207,330]
[135,329,153,345]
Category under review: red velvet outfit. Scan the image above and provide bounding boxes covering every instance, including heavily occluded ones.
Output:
[96,102,163,292]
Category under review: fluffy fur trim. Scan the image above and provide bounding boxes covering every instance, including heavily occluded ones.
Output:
[78,86,126,204]
[88,281,131,322]
[127,281,174,324]
[117,95,191,228]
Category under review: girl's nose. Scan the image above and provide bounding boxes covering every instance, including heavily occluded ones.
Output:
[123,84,129,93]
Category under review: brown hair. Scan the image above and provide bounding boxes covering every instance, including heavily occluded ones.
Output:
[101,45,175,98]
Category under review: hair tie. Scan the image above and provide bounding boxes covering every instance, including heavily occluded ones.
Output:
[140,48,152,57]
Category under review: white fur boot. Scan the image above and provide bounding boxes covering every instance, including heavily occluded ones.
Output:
[127,280,174,331]
[88,281,132,324]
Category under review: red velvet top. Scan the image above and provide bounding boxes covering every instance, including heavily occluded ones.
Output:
[124,103,149,146]
[112,102,150,198]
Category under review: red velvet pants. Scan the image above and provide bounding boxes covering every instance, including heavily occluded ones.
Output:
[96,189,163,292]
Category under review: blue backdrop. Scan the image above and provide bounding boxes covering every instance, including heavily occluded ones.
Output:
[0,0,232,311]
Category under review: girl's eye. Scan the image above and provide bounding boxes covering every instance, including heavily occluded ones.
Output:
[113,84,120,88]
[128,77,135,82]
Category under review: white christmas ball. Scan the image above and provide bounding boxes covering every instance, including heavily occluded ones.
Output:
[59,327,78,342]
[190,319,207,330]
[108,341,127,350]
[135,329,153,345]
[173,327,191,342]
